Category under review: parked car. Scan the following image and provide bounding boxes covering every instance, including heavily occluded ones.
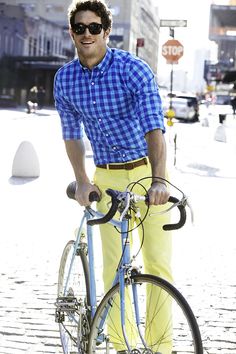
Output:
[164,92,199,122]
[215,94,231,105]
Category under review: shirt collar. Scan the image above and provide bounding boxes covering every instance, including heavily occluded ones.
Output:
[79,47,113,74]
[95,47,113,73]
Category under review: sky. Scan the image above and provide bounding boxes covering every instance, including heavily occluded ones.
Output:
[156,0,214,90]
[157,0,212,48]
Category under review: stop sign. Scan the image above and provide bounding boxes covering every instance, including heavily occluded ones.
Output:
[162,39,184,64]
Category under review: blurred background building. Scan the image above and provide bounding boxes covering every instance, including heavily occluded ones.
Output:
[0,1,74,105]
[209,0,236,70]
[204,0,236,104]
[0,0,161,106]
[0,0,236,107]
[108,0,160,72]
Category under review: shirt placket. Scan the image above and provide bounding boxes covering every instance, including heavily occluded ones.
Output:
[90,70,115,153]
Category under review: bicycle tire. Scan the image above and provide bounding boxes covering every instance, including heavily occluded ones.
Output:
[57,239,91,354]
[88,273,203,354]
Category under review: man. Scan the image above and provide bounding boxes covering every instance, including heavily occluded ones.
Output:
[54,1,172,353]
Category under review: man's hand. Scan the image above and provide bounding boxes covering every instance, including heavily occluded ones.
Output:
[75,182,101,206]
[148,181,170,205]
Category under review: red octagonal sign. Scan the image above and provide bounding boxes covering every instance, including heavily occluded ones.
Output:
[162,39,184,64]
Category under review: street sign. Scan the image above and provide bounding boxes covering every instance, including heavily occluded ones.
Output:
[160,19,187,27]
[162,39,184,64]
[136,38,145,47]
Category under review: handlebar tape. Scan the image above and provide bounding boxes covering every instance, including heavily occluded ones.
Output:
[66,181,76,200]
[87,189,120,226]
[66,183,186,230]
[162,196,186,231]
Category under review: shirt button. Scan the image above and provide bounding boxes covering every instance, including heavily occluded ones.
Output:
[122,154,126,157]
[98,119,102,122]
[91,82,95,85]
[93,101,96,104]
[113,146,117,150]
[105,134,109,137]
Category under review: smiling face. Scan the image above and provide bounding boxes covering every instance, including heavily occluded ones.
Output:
[70,10,110,69]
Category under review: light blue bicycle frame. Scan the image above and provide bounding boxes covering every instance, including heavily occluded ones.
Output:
[63,207,146,352]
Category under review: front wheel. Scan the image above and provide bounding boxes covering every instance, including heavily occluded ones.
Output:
[88,274,203,354]
[56,239,90,354]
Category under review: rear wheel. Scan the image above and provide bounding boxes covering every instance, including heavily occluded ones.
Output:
[88,274,203,354]
[56,239,90,354]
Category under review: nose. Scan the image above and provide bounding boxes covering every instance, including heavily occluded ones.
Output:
[84,27,91,36]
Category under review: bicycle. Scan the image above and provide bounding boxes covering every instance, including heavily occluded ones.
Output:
[55,177,203,354]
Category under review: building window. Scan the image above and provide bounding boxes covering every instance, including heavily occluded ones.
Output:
[5,34,9,55]
[46,40,51,55]
[9,36,14,55]
[38,35,42,55]
[33,38,37,56]
[29,37,32,55]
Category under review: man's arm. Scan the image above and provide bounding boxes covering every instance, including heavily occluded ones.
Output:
[145,129,170,205]
[64,140,100,206]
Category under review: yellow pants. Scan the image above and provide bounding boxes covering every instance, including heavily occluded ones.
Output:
[93,159,172,353]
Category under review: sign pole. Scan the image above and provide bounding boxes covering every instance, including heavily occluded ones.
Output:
[169,28,174,111]
[170,64,173,109]
[161,37,184,126]
[160,19,187,165]
[160,18,187,121]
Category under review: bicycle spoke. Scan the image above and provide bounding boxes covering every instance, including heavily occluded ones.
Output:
[56,240,90,354]
[88,274,202,354]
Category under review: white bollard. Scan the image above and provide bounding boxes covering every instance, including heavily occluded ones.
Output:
[214,125,227,143]
[201,117,209,127]
[12,141,40,178]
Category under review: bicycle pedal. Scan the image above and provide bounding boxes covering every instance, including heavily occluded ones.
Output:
[55,309,65,323]
[55,296,78,311]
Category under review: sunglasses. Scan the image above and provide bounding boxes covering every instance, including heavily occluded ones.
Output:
[72,22,103,35]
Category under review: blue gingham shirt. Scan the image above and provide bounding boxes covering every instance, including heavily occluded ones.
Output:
[54,47,165,165]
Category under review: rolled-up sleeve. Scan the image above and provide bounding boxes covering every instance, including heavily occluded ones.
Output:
[126,60,165,135]
[54,70,83,140]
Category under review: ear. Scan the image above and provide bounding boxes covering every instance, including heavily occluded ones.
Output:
[69,28,75,41]
[103,28,111,40]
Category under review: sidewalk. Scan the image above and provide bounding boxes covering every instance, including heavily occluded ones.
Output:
[0,107,91,354]
[1,107,236,353]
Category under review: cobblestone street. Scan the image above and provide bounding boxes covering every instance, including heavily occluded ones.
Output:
[0,107,236,353]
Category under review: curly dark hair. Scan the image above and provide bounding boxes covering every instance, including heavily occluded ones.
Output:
[68,0,112,31]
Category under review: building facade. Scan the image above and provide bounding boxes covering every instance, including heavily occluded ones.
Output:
[3,0,161,71]
[0,2,74,105]
[0,0,72,26]
[1,0,161,105]
[108,0,160,73]
[208,0,236,81]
